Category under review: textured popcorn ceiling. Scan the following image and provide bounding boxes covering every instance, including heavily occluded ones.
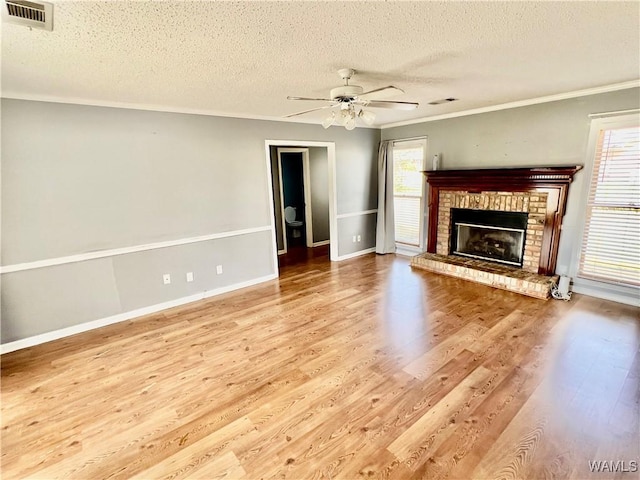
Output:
[2,1,639,127]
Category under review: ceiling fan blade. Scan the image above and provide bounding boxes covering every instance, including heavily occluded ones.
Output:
[284,105,335,118]
[364,100,419,110]
[358,86,404,99]
[287,96,334,102]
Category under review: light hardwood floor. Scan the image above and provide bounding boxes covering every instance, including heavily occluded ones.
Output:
[2,251,639,479]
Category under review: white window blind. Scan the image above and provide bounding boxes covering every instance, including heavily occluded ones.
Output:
[578,119,640,286]
[393,139,426,246]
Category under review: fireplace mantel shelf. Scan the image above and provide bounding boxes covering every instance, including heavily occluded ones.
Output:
[423,165,583,275]
[423,166,583,189]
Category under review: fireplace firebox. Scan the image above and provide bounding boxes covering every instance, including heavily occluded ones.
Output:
[450,209,528,267]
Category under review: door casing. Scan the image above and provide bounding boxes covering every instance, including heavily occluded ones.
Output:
[264,140,337,275]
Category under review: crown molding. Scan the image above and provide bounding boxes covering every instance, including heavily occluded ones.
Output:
[0,91,376,129]
[380,80,640,129]
[3,80,638,130]
[0,91,332,126]
[0,91,380,130]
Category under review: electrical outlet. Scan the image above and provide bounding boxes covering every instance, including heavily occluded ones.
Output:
[163,274,171,285]
[186,272,194,282]
[352,235,357,243]
[216,265,223,275]
[357,235,361,242]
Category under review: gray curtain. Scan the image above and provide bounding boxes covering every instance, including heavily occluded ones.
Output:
[375,140,396,254]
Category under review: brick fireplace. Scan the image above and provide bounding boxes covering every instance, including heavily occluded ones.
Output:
[437,191,547,273]
[411,166,582,299]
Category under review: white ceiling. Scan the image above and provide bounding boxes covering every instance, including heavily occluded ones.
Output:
[2,1,639,127]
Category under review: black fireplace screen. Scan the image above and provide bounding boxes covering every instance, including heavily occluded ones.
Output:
[450,209,528,267]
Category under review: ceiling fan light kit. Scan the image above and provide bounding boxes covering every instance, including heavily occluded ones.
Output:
[321,111,336,129]
[322,104,375,130]
[358,109,376,126]
[287,68,418,130]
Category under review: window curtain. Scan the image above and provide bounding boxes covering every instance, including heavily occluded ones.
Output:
[375,140,396,254]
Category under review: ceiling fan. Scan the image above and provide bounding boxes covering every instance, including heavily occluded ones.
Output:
[285,68,419,129]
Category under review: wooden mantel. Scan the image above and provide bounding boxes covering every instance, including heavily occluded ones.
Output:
[424,166,583,275]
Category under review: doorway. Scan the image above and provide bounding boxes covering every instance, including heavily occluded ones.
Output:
[277,148,313,253]
[265,140,337,273]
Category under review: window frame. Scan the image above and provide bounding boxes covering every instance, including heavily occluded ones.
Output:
[574,112,640,288]
[391,138,427,250]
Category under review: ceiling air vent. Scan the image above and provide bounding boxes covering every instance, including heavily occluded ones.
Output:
[3,0,53,31]
[428,98,458,106]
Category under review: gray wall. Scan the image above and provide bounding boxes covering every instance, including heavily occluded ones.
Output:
[382,87,640,278]
[1,99,380,343]
[336,140,379,215]
[334,138,379,257]
[2,231,274,340]
[338,213,377,255]
[308,147,330,243]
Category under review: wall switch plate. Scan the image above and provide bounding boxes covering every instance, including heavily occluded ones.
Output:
[216,265,223,275]
[186,272,194,282]
[163,274,171,285]
[357,235,361,242]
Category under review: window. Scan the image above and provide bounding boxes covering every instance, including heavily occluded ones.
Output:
[578,114,640,286]
[393,139,426,246]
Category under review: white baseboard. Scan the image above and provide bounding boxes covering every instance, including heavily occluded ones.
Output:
[0,273,278,354]
[312,240,330,247]
[572,282,640,307]
[395,245,422,257]
[336,247,376,261]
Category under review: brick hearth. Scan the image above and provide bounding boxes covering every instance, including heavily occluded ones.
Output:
[411,252,558,300]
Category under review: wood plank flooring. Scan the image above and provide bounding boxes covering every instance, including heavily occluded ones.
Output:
[2,251,639,479]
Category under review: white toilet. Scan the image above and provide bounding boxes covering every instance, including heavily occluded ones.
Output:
[284,206,303,238]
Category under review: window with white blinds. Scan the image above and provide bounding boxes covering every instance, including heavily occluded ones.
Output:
[578,115,640,286]
[393,139,426,246]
